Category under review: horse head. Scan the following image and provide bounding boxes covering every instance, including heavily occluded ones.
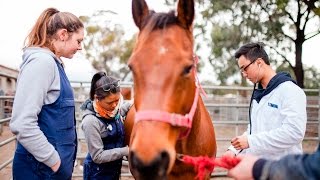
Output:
[127,0,216,179]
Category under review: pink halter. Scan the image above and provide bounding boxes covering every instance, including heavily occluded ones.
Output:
[134,56,206,139]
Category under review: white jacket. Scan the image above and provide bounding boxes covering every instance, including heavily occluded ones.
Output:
[239,81,307,160]
[243,81,307,159]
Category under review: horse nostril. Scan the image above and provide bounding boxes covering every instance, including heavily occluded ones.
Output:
[158,151,170,176]
[130,151,142,170]
[129,150,170,179]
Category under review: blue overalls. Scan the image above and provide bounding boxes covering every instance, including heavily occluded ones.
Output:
[83,113,125,180]
[12,60,77,180]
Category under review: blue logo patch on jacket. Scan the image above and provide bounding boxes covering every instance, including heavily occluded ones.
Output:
[268,102,278,109]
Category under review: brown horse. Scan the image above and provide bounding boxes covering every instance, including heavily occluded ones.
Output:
[124,0,216,179]
[121,87,133,100]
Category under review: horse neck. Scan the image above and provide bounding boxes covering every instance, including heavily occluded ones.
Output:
[191,97,205,132]
[177,96,206,146]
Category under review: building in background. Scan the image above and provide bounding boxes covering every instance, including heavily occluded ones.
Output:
[0,64,18,96]
[0,64,18,119]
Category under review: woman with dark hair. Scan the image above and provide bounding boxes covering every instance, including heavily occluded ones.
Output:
[80,72,132,180]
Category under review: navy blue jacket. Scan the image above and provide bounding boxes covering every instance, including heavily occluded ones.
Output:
[253,144,320,180]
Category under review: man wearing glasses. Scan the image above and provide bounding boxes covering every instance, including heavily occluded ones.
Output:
[224,42,307,161]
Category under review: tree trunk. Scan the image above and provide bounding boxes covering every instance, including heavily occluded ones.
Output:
[294,30,305,88]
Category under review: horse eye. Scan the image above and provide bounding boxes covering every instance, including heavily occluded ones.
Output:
[182,65,193,75]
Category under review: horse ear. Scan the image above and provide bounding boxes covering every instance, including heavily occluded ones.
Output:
[177,0,194,29]
[132,0,149,30]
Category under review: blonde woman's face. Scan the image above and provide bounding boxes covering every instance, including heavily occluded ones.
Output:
[57,28,84,59]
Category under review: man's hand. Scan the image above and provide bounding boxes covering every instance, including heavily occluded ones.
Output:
[223,149,237,157]
[231,134,249,150]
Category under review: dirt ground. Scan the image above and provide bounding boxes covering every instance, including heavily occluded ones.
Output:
[0,123,318,180]
[0,124,15,180]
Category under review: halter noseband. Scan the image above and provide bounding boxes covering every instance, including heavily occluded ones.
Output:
[134,56,205,139]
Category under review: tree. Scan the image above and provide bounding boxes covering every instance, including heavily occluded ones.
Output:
[201,0,320,88]
[80,10,136,80]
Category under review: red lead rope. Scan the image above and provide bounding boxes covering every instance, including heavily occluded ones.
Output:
[178,154,241,180]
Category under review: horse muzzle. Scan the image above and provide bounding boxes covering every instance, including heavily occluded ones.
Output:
[129,150,170,180]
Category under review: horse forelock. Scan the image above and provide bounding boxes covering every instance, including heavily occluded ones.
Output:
[143,10,177,31]
[138,10,193,41]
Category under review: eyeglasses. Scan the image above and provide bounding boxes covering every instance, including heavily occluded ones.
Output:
[240,58,258,74]
[96,80,120,92]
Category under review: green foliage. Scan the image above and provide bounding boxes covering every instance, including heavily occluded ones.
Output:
[81,10,136,80]
[120,37,136,64]
[80,1,320,87]
[304,66,320,89]
[314,7,320,15]
[195,0,320,88]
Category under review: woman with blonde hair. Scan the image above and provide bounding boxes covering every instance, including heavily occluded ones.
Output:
[10,7,84,179]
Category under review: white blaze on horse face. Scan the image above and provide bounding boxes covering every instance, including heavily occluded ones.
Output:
[159,46,168,55]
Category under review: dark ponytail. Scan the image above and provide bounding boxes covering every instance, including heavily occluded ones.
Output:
[90,72,120,100]
[90,72,106,100]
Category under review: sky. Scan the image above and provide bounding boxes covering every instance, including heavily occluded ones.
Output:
[0,0,319,82]
[0,0,171,82]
